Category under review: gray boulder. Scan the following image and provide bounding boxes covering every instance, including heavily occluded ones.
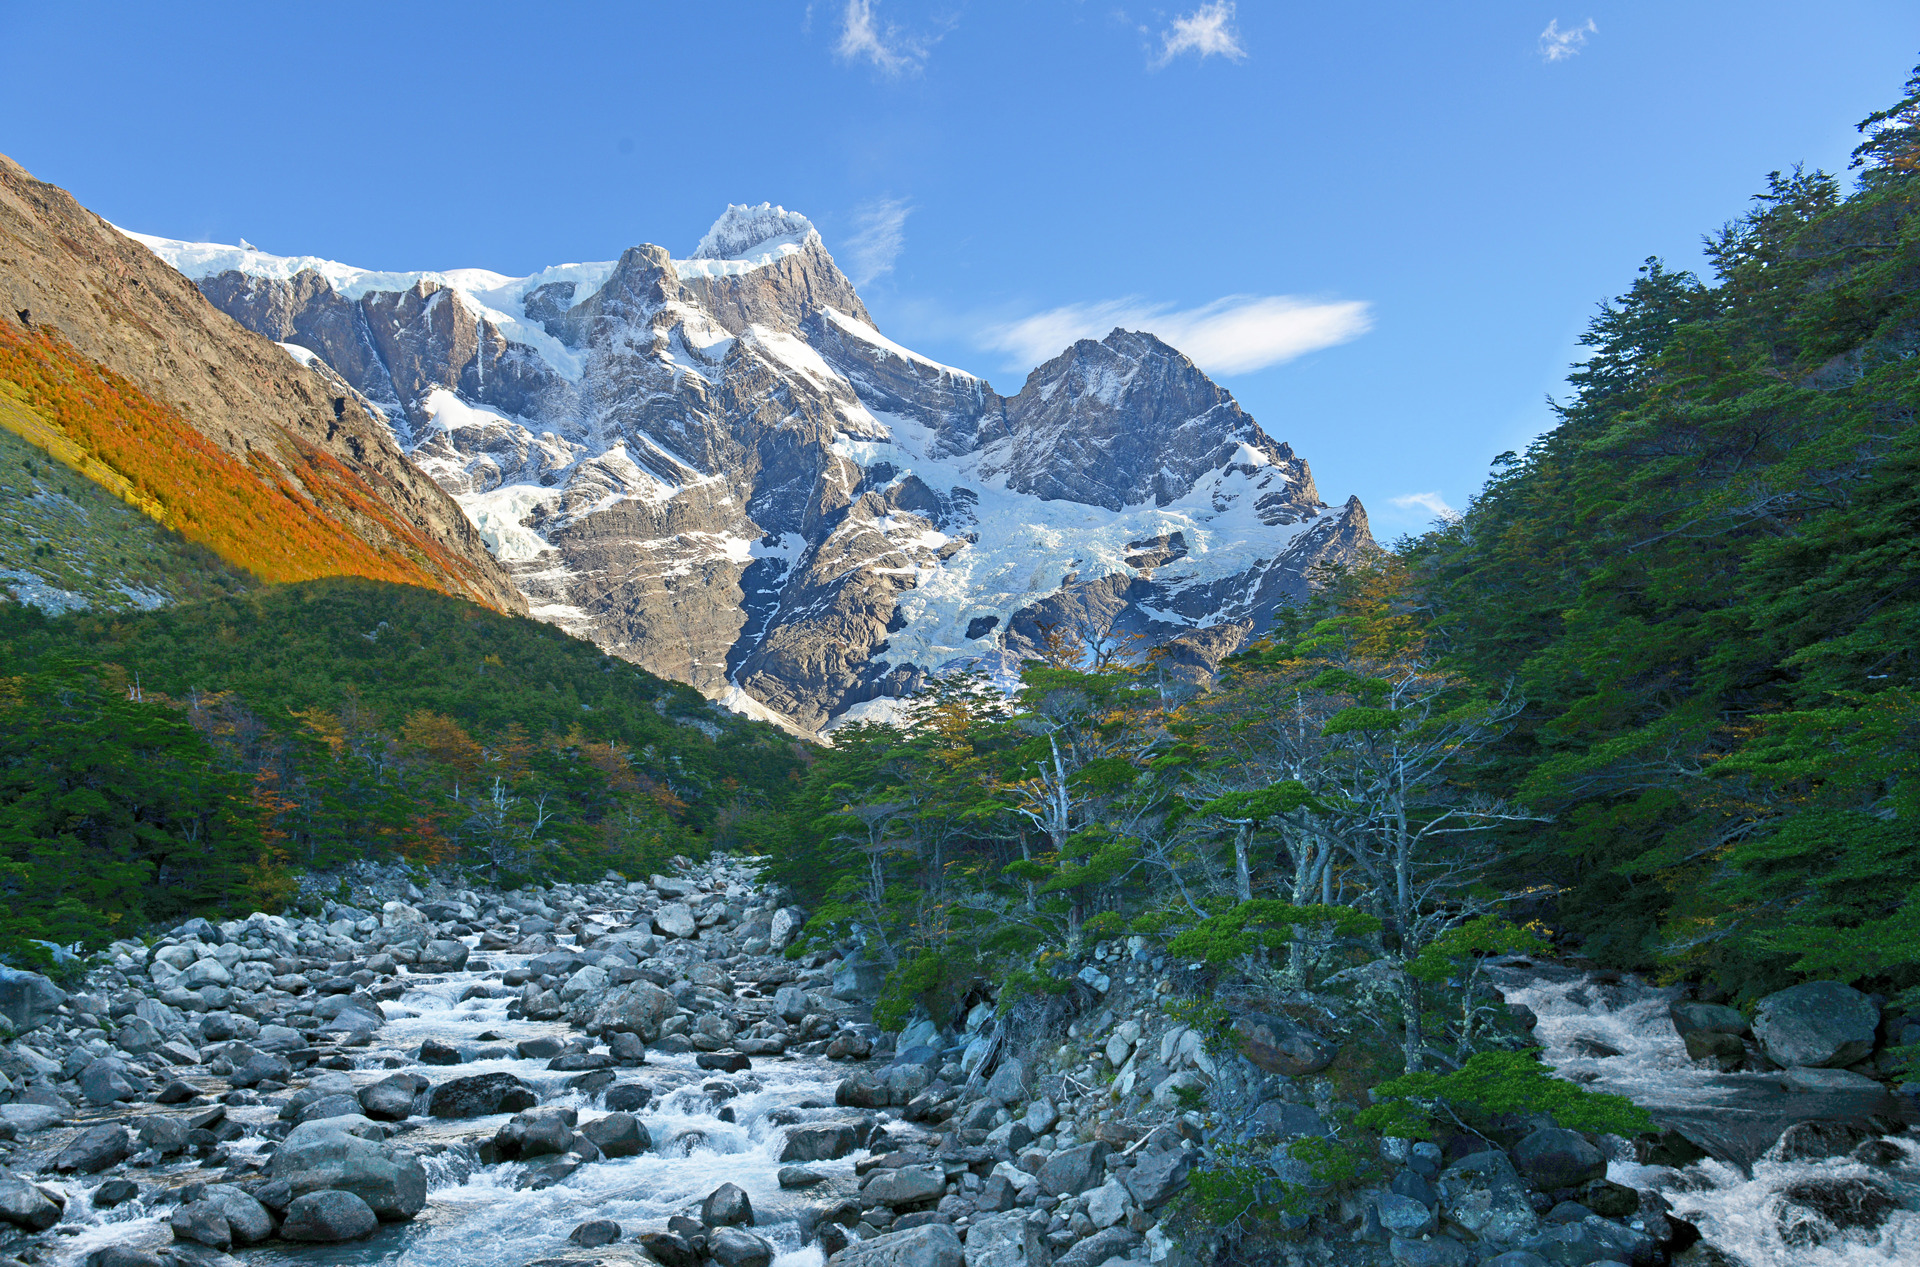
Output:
[702,1181,754,1226]
[270,1121,427,1220]
[359,1072,427,1121]
[78,1057,141,1106]
[1055,1226,1142,1267]
[136,1115,190,1155]
[418,939,470,972]
[1437,1151,1539,1248]
[229,1050,292,1088]
[580,1111,649,1157]
[863,1165,947,1207]
[1377,1192,1438,1237]
[426,1072,537,1117]
[170,1200,232,1250]
[571,1219,622,1247]
[1038,1141,1110,1197]
[0,967,66,1034]
[830,1223,965,1267]
[963,1210,1046,1267]
[1668,1001,1747,1038]
[0,1174,62,1230]
[984,1056,1027,1106]
[1521,1216,1655,1266]
[654,903,698,940]
[1122,1148,1190,1209]
[1752,981,1879,1069]
[202,1184,274,1244]
[53,1123,131,1174]
[832,951,887,1002]
[710,1225,776,1267]
[781,1122,864,1162]
[1512,1129,1608,1191]
[280,1189,379,1242]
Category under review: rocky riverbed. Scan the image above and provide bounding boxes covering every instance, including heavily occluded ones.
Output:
[2,859,1915,1267]
[0,858,1204,1267]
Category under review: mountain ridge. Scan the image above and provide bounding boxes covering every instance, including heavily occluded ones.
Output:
[127,202,1378,733]
[0,154,526,614]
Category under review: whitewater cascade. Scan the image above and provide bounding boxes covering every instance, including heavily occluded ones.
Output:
[1490,961,1920,1266]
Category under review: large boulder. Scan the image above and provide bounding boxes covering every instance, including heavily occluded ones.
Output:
[78,1057,142,1106]
[581,1111,650,1157]
[0,1175,63,1231]
[862,1165,947,1207]
[1520,1216,1655,1266]
[781,1122,867,1162]
[0,967,65,1034]
[359,1072,428,1121]
[270,1121,427,1220]
[1752,982,1879,1069]
[1668,1001,1747,1038]
[701,1181,754,1226]
[963,1210,1047,1267]
[201,1185,274,1244]
[829,1223,965,1267]
[1511,1129,1607,1191]
[1122,1148,1191,1210]
[586,983,679,1040]
[653,903,698,940]
[1436,1151,1539,1249]
[1055,1227,1142,1267]
[710,1226,775,1267]
[1038,1142,1111,1197]
[279,1190,379,1242]
[417,939,470,972]
[1234,1012,1334,1076]
[832,951,887,1002]
[426,1072,537,1118]
[52,1123,131,1174]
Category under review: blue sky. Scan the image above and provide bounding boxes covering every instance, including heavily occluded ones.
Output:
[3,2,1913,537]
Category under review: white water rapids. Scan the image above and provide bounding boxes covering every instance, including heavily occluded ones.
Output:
[49,941,861,1266]
[1490,960,1920,1267]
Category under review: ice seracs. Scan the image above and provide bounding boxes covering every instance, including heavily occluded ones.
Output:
[129,205,1377,735]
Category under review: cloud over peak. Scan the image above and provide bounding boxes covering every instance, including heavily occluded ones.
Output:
[1155,3,1247,68]
[981,293,1370,378]
[835,0,930,77]
[1538,18,1597,63]
[842,198,912,287]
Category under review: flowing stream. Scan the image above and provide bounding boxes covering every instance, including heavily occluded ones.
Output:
[1490,959,1920,1266]
[51,939,860,1267]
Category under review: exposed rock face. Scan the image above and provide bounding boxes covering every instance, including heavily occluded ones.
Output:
[0,155,524,614]
[139,202,1376,732]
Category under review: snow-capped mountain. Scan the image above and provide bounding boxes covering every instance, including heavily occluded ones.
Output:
[127,205,1374,733]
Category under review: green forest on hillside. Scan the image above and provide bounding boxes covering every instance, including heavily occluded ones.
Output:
[0,579,803,966]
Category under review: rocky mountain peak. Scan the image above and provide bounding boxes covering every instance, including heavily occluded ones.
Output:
[137,205,1377,735]
[690,203,819,262]
[984,326,1305,514]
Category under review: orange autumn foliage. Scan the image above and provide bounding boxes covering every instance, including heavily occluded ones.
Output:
[0,320,479,593]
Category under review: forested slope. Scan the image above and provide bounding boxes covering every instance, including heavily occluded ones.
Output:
[0,579,802,966]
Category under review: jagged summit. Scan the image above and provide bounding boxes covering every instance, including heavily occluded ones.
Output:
[689,203,819,264]
[133,203,1377,736]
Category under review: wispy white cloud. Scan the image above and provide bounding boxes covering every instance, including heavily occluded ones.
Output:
[1155,2,1247,68]
[836,0,930,76]
[979,294,1371,377]
[1538,18,1597,63]
[843,198,913,287]
[1390,491,1459,521]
